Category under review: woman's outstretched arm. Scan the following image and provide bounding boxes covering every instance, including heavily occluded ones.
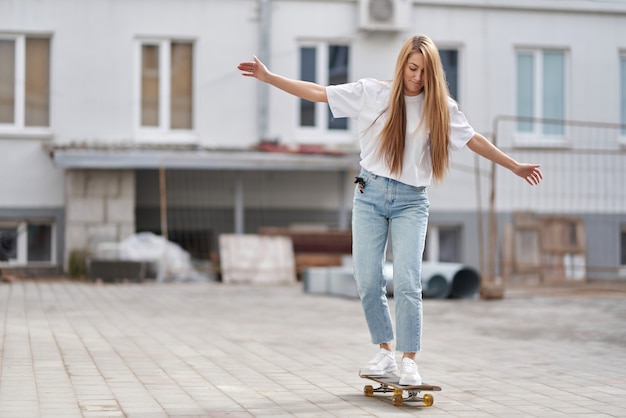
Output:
[238,56,328,103]
[467,133,543,186]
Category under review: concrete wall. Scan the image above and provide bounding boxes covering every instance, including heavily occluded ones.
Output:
[65,170,135,266]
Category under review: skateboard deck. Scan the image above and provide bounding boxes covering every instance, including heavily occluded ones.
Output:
[360,372,441,407]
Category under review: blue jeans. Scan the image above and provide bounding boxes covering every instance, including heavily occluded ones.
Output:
[352,169,429,353]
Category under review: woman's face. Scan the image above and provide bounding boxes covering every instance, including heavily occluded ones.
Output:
[403,52,425,96]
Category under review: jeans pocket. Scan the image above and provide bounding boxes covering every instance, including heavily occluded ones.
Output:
[359,168,376,185]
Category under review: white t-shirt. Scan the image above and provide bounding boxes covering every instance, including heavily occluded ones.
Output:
[326,78,475,187]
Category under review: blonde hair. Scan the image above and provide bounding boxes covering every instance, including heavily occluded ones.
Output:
[378,35,451,182]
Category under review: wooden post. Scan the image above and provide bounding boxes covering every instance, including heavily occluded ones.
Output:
[481,125,504,299]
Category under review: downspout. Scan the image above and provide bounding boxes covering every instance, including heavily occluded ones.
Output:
[258,0,271,140]
[234,0,271,235]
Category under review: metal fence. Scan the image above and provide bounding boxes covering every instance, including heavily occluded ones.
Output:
[146,116,626,297]
[481,116,626,296]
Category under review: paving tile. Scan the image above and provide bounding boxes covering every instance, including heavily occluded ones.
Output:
[1,279,626,417]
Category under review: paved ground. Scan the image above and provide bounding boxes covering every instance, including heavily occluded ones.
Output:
[1,278,625,417]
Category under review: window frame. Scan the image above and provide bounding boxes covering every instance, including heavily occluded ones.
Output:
[0,33,52,139]
[0,220,56,266]
[620,225,626,278]
[133,37,197,143]
[295,40,352,144]
[424,224,463,263]
[514,47,569,148]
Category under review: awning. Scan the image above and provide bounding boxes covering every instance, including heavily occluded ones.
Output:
[51,148,360,171]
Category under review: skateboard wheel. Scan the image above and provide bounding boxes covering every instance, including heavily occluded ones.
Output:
[392,393,403,406]
[423,393,434,407]
[364,385,374,397]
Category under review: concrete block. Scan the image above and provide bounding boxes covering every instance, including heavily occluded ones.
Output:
[66,197,105,223]
[106,196,135,223]
[118,170,135,196]
[303,267,330,294]
[65,170,86,198]
[219,234,296,285]
[86,224,118,253]
[65,225,88,251]
[85,171,120,197]
[303,266,359,298]
[327,267,358,298]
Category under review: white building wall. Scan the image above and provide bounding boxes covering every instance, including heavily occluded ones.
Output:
[0,140,64,207]
[2,0,623,150]
[0,0,261,147]
[1,1,623,140]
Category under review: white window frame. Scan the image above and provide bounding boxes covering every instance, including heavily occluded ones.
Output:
[0,33,52,139]
[0,220,56,266]
[514,47,569,148]
[425,225,462,263]
[133,38,197,143]
[295,40,352,144]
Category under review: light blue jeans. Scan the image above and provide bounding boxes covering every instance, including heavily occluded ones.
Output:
[352,168,429,353]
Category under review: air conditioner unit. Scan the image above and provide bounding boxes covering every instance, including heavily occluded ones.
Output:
[359,0,411,32]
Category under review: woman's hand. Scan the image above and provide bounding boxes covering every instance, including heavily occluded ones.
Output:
[513,163,543,186]
[237,55,328,103]
[237,55,270,83]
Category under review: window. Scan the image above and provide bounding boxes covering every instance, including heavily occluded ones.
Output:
[0,221,55,264]
[299,43,349,132]
[424,225,462,263]
[0,35,50,129]
[137,39,193,133]
[439,49,458,101]
[516,49,566,137]
[27,223,53,262]
[621,226,626,278]
[0,227,17,262]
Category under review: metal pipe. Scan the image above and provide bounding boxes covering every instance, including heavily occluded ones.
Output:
[234,172,244,234]
[338,170,349,230]
[384,261,481,299]
[258,0,271,140]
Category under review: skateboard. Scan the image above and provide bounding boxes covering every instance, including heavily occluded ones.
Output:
[360,372,441,407]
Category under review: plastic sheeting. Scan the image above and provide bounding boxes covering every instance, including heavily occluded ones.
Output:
[96,232,209,282]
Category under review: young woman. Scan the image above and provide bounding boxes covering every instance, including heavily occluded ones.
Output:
[238,35,542,385]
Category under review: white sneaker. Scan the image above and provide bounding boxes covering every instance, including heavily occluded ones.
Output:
[399,358,422,385]
[360,349,397,376]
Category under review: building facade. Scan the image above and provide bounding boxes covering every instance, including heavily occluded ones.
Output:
[1,0,625,280]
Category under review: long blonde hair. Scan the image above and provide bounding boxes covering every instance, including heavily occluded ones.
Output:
[378,35,451,182]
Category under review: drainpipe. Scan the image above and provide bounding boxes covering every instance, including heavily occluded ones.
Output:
[258,0,271,140]
[231,0,271,234]
[235,172,244,234]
